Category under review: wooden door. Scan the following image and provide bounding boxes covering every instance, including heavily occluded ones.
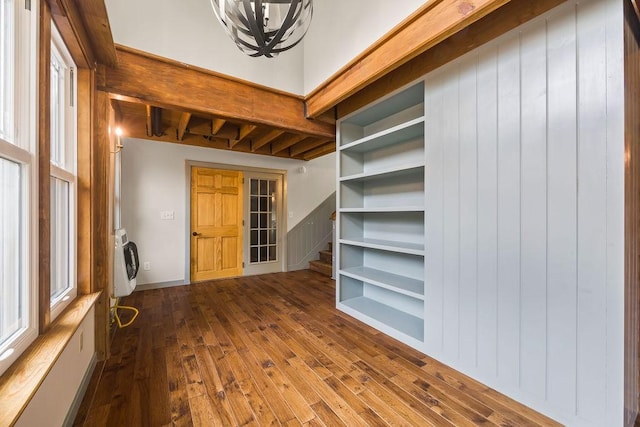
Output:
[190,167,243,281]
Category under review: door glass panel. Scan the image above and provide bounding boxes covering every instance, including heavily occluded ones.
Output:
[249,178,278,264]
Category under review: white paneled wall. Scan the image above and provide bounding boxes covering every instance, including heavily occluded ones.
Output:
[424,0,624,425]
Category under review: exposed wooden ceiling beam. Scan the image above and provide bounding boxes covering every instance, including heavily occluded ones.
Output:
[271,134,307,155]
[290,138,331,158]
[336,0,564,118]
[186,118,213,136]
[304,0,514,118]
[110,99,123,123]
[212,118,226,135]
[251,129,284,152]
[176,112,192,141]
[302,143,336,161]
[102,46,335,139]
[232,124,258,148]
[145,105,153,137]
[47,0,96,68]
[73,0,118,67]
[187,118,238,140]
[121,116,292,159]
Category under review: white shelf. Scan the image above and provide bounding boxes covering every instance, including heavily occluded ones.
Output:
[340,237,424,256]
[339,296,424,341]
[340,117,425,153]
[339,206,424,213]
[337,79,426,351]
[340,267,424,300]
[340,162,424,183]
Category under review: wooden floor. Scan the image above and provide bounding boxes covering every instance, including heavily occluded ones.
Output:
[74,270,560,426]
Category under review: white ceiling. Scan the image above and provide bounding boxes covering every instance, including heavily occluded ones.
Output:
[105,0,427,95]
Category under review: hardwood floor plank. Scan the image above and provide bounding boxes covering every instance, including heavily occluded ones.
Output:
[166,350,193,426]
[238,377,280,426]
[213,350,259,425]
[287,358,369,427]
[310,400,348,427]
[77,271,560,427]
[354,359,456,426]
[149,351,172,426]
[189,393,228,426]
[192,345,236,426]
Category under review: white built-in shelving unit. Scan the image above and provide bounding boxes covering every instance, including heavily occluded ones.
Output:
[336,81,425,350]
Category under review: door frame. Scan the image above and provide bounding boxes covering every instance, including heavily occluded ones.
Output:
[184,160,288,283]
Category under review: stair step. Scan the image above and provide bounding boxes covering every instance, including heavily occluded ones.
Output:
[319,250,332,264]
[309,260,332,277]
[327,241,332,252]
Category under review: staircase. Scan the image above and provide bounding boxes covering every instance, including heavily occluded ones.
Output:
[309,242,333,277]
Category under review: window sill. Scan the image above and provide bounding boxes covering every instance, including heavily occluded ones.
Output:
[0,291,101,426]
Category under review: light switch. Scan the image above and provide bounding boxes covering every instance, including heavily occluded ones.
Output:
[160,210,175,220]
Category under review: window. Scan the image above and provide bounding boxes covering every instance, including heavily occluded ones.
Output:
[0,0,14,142]
[49,23,77,318]
[0,0,37,376]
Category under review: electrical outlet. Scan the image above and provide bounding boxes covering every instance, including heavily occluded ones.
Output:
[143,261,151,271]
[289,211,294,218]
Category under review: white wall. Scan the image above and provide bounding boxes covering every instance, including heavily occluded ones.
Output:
[303,0,426,93]
[104,0,304,94]
[104,0,426,95]
[424,0,624,425]
[121,138,335,285]
[15,308,95,427]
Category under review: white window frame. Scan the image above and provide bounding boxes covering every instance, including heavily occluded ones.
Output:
[49,22,77,320]
[0,0,38,376]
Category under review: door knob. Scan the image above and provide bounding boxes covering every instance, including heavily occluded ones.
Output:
[192,232,200,236]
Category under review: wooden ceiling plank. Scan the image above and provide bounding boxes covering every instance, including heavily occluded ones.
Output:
[271,134,308,155]
[102,46,335,139]
[290,138,331,158]
[177,112,192,141]
[304,0,513,118]
[212,118,226,134]
[251,129,284,152]
[302,143,336,161]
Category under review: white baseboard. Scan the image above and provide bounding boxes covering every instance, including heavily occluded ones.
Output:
[134,279,187,292]
[63,353,97,427]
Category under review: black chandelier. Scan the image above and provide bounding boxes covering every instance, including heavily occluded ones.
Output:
[210,0,313,58]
